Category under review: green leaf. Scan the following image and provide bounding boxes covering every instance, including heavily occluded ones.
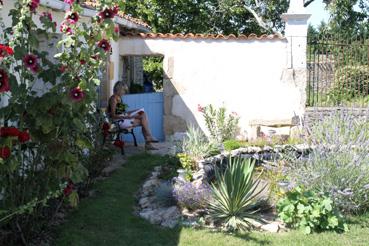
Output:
[68,191,79,208]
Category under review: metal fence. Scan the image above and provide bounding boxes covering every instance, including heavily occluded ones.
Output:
[307,35,369,107]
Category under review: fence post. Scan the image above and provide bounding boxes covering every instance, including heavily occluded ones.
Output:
[281,0,311,114]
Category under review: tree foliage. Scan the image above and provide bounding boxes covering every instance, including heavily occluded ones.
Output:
[124,0,289,35]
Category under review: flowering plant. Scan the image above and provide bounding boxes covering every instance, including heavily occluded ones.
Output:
[198,104,239,144]
[0,0,123,242]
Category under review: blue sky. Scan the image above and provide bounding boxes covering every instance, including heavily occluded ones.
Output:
[305,0,330,27]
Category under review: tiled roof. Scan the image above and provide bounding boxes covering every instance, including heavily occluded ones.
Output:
[69,1,150,29]
[122,33,285,40]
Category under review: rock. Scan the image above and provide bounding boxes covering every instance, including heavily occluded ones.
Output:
[143,179,159,189]
[139,209,154,220]
[139,197,151,208]
[192,170,205,180]
[161,219,178,228]
[261,222,280,233]
[263,146,273,152]
[161,206,180,221]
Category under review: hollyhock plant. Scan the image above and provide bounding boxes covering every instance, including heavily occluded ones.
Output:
[0,44,14,58]
[0,127,20,137]
[0,69,10,93]
[97,39,111,52]
[18,131,31,143]
[23,54,38,72]
[0,146,11,160]
[70,87,85,102]
[66,11,79,24]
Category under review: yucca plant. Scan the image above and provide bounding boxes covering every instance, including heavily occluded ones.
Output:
[207,157,265,232]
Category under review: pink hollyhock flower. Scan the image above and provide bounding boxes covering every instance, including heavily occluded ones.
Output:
[70,87,85,102]
[66,11,79,24]
[60,21,73,35]
[97,39,111,52]
[0,146,11,160]
[40,12,53,21]
[23,54,39,72]
[0,69,10,93]
[64,0,74,5]
[28,0,40,12]
[231,111,238,116]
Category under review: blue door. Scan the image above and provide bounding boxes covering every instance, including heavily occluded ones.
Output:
[121,92,164,143]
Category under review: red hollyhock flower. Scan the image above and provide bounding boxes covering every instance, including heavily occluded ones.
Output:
[0,69,10,93]
[98,8,116,20]
[28,0,40,11]
[66,11,79,24]
[63,181,74,196]
[59,65,67,73]
[70,87,85,102]
[18,131,30,143]
[97,39,111,52]
[23,54,38,72]
[113,140,124,148]
[114,25,120,33]
[102,122,110,137]
[0,44,14,58]
[80,60,86,65]
[0,127,20,137]
[0,146,10,160]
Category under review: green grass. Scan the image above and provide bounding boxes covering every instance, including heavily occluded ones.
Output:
[55,154,369,246]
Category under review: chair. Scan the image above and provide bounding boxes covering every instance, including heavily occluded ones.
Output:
[101,109,138,155]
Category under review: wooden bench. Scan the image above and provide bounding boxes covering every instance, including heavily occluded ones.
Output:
[100,108,138,155]
[249,116,300,140]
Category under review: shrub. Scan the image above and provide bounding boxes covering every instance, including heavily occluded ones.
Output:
[198,104,239,144]
[277,186,348,234]
[207,157,264,232]
[223,139,246,151]
[176,153,196,181]
[286,111,369,214]
[154,182,176,207]
[328,65,369,103]
[173,181,212,211]
[179,125,217,160]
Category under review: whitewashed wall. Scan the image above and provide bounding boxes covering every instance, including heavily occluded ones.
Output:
[120,37,304,139]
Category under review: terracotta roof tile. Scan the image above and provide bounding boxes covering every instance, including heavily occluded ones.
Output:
[75,1,150,29]
[122,32,285,41]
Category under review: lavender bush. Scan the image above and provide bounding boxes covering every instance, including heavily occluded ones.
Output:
[173,181,212,211]
[287,111,369,214]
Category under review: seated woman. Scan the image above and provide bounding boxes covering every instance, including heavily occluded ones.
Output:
[107,81,158,150]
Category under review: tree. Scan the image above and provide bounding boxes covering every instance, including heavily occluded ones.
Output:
[124,0,289,35]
